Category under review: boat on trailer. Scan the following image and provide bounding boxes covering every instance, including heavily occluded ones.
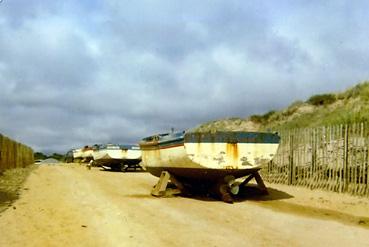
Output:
[92,144,142,171]
[139,130,280,202]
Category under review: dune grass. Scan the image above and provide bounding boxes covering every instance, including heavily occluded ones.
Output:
[263,81,369,130]
[195,81,369,132]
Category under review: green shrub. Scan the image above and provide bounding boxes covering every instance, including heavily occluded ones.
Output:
[250,110,276,124]
[307,93,336,106]
[250,114,263,123]
[262,110,276,119]
[34,152,48,160]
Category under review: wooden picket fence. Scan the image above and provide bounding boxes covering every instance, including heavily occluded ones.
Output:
[261,123,369,196]
[0,133,34,173]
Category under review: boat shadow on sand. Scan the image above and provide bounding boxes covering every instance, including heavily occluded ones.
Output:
[180,185,293,203]
[235,185,294,202]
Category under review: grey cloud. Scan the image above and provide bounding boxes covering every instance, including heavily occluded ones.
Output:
[1,1,369,153]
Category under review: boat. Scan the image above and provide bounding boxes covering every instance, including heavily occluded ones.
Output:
[120,144,142,170]
[92,144,142,171]
[72,148,83,162]
[139,130,280,202]
[81,146,94,162]
[65,150,74,163]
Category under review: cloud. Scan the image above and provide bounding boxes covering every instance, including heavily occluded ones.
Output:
[0,1,369,153]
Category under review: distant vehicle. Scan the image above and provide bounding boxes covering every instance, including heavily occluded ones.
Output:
[92,144,142,171]
[139,130,280,202]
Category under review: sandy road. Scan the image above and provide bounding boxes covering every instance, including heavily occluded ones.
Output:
[0,164,368,247]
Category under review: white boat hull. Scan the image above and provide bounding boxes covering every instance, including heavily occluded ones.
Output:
[93,149,123,161]
[93,147,142,167]
[140,131,280,181]
[81,149,94,162]
[142,142,279,181]
[72,149,83,160]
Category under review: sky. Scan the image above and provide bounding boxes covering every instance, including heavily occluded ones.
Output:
[0,0,369,153]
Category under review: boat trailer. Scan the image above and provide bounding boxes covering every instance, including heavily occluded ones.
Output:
[151,170,268,203]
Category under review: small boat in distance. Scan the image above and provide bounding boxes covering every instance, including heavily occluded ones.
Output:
[92,144,142,171]
[139,130,280,202]
[72,148,83,162]
[81,146,94,162]
[65,150,74,163]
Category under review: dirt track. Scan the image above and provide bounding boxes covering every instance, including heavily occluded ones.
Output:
[0,164,368,247]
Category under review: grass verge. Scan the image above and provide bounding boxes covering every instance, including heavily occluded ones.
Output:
[0,165,37,214]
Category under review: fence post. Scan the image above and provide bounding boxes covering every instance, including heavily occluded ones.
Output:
[311,128,316,189]
[366,122,369,196]
[291,131,296,185]
[0,134,3,173]
[287,132,293,185]
[343,124,349,192]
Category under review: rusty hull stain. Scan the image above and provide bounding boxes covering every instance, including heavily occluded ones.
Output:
[226,143,239,168]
